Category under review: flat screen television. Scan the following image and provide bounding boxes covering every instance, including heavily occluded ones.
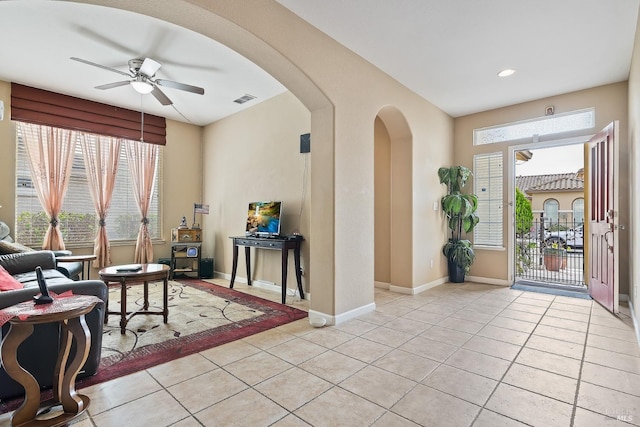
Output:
[246,201,282,237]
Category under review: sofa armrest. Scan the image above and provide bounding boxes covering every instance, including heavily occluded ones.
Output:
[0,251,57,275]
[52,250,73,257]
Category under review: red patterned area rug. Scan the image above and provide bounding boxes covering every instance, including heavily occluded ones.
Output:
[0,279,307,414]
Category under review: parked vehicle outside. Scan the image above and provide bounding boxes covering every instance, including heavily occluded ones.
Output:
[545,224,583,249]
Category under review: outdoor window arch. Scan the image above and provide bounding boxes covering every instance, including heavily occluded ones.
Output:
[543,199,559,228]
[573,198,584,225]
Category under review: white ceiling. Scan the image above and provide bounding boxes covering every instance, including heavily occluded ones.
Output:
[0,1,287,126]
[277,0,640,117]
[0,1,638,126]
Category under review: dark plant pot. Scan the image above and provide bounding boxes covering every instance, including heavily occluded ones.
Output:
[448,260,465,283]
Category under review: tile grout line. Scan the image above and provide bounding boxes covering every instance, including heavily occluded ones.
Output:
[569,301,593,427]
[468,293,558,426]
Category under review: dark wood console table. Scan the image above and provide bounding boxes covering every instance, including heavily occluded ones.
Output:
[229,236,304,304]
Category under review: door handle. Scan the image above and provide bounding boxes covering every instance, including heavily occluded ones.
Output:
[604,230,614,252]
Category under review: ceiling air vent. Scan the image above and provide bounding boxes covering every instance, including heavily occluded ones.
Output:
[233,94,257,104]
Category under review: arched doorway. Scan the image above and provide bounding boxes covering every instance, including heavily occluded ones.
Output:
[84,0,338,317]
[375,107,413,291]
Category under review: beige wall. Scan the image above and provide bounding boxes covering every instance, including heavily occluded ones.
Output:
[0,81,15,228]
[79,0,453,321]
[202,92,311,291]
[3,1,637,324]
[455,82,629,291]
[0,79,203,277]
[628,9,640,322]
[374,117,391,284]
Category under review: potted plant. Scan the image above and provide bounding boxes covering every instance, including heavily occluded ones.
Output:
[543,242,567,271]
[438,166,479,283]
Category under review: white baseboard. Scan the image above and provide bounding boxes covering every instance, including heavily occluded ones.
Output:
[308,302,376,327]
[628,298,640,347]
[213,271,303,298]
[466,275,511,286]
[411,277,449,294]
[620,293,630,302]
[374,278,448,295]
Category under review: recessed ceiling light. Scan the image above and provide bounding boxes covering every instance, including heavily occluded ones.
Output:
[498,69,516,77]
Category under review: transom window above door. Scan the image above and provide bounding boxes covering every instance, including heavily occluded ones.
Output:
[474,108,595,145]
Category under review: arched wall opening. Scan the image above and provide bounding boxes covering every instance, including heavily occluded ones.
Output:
[375,106,413,290]
[81,0,337,316]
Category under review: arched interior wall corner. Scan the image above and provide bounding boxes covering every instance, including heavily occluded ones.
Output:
[375,106,414,289]
[80,0,337,316]
[377,106,414,140]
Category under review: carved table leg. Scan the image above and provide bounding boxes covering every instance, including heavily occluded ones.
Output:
[54,316,91,415]
[230,243,239,288]
[163,276,169,323]
[143,280,149,310]
[2,323,39,426]
[281,249,289,304]
[120,277,127,334]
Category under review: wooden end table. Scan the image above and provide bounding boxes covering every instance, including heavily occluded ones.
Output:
[0,294,102,427]
[55,254,97,280]
[98,264,170,334]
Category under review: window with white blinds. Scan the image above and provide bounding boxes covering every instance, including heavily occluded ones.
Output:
[15,129,162,247]
[473,152,503,247]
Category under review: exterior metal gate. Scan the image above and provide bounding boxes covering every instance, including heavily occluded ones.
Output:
[515,215,585,287]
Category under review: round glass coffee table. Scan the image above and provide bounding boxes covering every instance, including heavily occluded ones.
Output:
[98,263,170,334]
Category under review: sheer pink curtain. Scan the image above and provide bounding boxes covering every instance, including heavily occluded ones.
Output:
[18,122,75,250]
[125,140,158,263]
[80,134,121,268]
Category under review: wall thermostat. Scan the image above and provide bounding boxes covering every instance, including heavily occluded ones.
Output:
[0,100,4,121]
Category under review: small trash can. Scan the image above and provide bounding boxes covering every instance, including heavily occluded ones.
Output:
[200,258,214,279]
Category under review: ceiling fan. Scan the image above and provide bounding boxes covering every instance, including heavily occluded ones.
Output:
[70,56,205,106]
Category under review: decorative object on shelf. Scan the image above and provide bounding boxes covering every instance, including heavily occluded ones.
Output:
[171,228,202,243]
[543,242,567,271]
[178,216,188,229]
[192,203,209,229]
[438,166,479,283]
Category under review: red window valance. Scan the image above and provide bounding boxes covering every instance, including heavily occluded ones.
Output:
[11,83,166,146]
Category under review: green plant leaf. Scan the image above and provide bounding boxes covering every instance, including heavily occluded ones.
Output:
[439,165,479,273]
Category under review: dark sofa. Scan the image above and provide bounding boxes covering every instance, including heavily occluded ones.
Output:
[0,251,108,400]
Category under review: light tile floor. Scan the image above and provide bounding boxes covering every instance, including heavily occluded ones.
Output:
[2,281,639,427]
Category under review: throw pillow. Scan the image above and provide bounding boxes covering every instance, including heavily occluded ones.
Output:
[0,266,24,291]
[0,240,36,255]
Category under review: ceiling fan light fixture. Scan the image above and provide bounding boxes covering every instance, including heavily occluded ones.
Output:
[131,79,154,94]
[498,68,516,77]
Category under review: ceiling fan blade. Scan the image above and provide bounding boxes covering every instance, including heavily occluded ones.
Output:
[155,79,205,95]
[70,57,132,77]
[140,58,162,77]
[151,86,173,106]
[95,81,131,90]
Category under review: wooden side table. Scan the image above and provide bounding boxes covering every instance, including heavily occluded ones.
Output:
[0,294,102,427]
[55,254,97,280]
[98,263,170,334]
